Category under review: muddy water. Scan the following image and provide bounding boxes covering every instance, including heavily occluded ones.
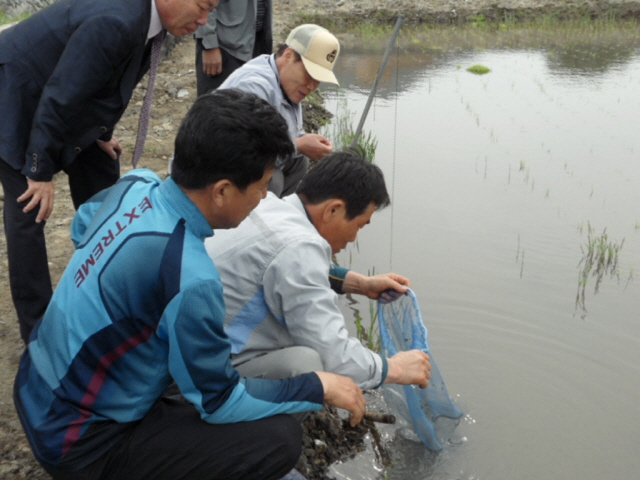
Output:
[321,24,640,480]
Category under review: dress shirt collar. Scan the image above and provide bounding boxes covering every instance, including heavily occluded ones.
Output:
[148,0,163,40]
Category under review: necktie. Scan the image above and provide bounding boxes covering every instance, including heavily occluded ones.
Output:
[132,30,166,168]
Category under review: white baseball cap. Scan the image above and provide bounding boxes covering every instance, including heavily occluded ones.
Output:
[286,24,340,86]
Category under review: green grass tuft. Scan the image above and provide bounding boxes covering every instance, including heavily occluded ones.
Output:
[467,65,491,75]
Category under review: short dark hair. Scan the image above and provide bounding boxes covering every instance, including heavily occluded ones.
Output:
[297,148,390,219]
[275,44,301,62]
[171,89,294,190]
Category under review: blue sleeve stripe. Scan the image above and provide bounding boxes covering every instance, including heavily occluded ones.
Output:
[160,220,186,300]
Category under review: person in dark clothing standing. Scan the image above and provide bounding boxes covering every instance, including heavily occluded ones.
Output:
[194,0,272,96]
[0,0,217,343]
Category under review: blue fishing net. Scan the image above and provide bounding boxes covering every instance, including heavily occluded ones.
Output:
[377,289,463,451]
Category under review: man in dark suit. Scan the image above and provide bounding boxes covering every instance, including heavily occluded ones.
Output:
[0,0,217,343]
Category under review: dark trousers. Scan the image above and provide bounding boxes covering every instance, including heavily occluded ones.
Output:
[195,30,271,97]
[42,397,302,480]
[268,154,310,198]
[0,144,119,342]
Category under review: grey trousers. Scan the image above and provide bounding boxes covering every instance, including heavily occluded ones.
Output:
[268,154,309,198]
[235,347,324,423]
[234,346,324,379]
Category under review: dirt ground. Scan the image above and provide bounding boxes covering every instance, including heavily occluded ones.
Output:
[1,0,639,478]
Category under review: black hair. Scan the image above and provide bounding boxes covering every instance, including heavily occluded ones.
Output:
[296,148,390,219]
[275,44,301,62]
[171,89,294,190]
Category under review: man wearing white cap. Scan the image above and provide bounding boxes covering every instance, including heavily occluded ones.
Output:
[219,24,340,197]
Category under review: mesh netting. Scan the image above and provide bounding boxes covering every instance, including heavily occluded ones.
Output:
[378,289,463,451]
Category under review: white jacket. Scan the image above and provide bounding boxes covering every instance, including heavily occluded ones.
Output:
[219,54,303,168]
[205,193,385,390]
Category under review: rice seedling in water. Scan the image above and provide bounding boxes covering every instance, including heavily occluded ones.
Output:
[351,268,383,352]
[575,225,625,314]
[351,297,382,353]
[321,99,378,162]
[467,65,491,75]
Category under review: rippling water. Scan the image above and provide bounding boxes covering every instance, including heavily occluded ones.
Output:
[322,23,640,480]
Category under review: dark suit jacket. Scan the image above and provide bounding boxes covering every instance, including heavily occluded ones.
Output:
[0,0,154,182]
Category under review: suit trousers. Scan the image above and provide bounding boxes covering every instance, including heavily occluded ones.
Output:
[40,397,302,480]
[0,144,119,342]
[195,41,246,97]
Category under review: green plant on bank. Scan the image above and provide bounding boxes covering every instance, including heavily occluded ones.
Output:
[471,15,488,28]
[300,4,638,36]
[0,10,30,25]
[456,7,633,30]
[305,90,324,110]
[351,22,393,45]
[304,91,334,131]
[575,224,627,314]
[321,99,378,163]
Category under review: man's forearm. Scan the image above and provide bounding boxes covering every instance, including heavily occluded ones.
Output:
[341,271,368,295]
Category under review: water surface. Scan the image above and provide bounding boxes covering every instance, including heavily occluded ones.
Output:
[321,23,640,480]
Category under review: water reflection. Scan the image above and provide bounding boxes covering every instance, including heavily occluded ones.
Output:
[329,22,640,98]
[546,42,637,75]
[322,21,640,480]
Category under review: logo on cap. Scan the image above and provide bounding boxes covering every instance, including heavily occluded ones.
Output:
[326,50,337,64]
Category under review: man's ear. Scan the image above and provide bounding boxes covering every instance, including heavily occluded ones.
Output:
[207,179,234,208]
[322,199,347,223]
[282,47,296,63]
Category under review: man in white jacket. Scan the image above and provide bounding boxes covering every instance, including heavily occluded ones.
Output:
[205,150,431,391]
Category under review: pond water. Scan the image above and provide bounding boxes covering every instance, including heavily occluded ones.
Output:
[321,23,640,480]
